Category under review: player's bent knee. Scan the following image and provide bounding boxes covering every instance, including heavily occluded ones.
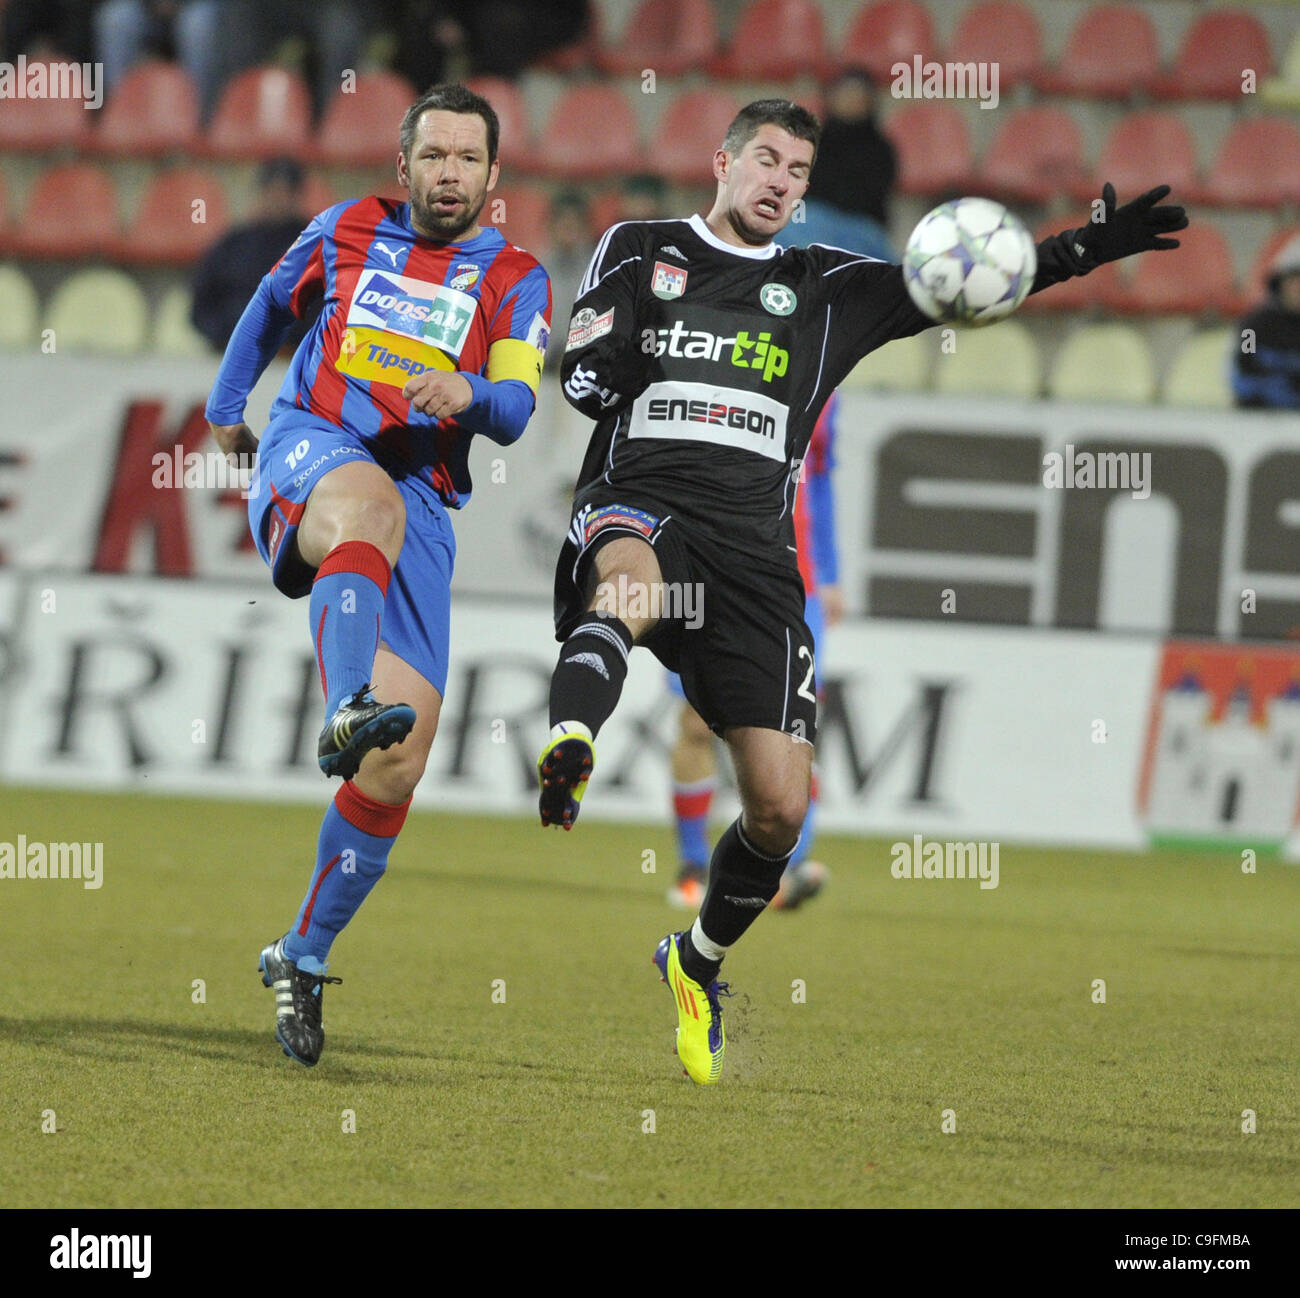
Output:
[357,738,429,804]
[743,790,808,852]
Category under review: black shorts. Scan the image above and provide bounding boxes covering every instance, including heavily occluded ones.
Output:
[553,491,818,742]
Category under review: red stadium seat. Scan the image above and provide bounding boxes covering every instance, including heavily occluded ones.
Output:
[112,167,230,267]
[206,67,312,161]
[885,102,974,197]
[652,89,743,185]
[94,61,199,158]
[1069,112,1199,205]
[1154,10,1273,101]
[947,1,1044,93]
[0,62,92,152]
[10,163,119,259]
[1195,117,1300,210]
[1098,221,1239,316]
[314,71,417,168]
[465,76,532,173]
[482,184,552,258]
[534,84,639,181]
[979,106,1085,204]
[840,1,938,84]
[599,0,718,76]
[1034,6,1159,100]
[712,0,827,80]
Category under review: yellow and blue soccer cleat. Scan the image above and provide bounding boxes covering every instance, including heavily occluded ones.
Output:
[537,723,595,829]
[652,931,732,1085]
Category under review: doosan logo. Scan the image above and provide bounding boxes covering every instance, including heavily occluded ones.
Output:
[50,1229,151,1278]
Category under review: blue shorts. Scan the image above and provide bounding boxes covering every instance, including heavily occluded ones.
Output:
[248,411,456,695]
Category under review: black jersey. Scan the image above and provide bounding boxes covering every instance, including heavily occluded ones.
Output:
[558,212,1083,565]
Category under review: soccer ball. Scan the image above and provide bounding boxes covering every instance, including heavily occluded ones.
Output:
[902,197,1037,326]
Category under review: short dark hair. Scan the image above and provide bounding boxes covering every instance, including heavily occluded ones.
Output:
[400,83,500,165]
[721,99,820,161]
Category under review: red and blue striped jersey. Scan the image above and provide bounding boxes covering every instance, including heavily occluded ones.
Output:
[211,196,551,508]
[794,392,839,597]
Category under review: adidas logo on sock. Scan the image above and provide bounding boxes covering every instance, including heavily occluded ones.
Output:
[564,651,610,680]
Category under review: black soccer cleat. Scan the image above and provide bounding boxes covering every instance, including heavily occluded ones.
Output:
[317,685,415,780]
[536,725,595,830]
[258,936,342,1067]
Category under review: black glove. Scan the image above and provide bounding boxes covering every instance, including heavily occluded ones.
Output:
[1070,182,1188,269]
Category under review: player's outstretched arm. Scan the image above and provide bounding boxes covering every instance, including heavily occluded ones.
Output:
[1032,181,1189,295]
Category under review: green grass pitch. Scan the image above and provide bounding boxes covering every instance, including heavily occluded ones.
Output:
[2,787,1297,1208]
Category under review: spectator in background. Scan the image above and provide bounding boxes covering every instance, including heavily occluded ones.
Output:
[191,158,314,353]
[1234,234,1300,410]
[777,66,896,260]
[544,190,595,374]
[94,1,225,120]
[392,1,590,89]
[615,172,670,223]
[2,0,96,63]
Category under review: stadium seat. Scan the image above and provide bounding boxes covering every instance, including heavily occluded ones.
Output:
[534,84,639,180]
[205,67,312,161]
[842,330,931,391]
[300,172,339,220]
[1261,31,1300,108]
[1154,10,1273,100]
[313,71,418,168]
[979,106,1086,204]
[94,61,199,158]
[1244,225,1300,302]
[465,77,532,172]
[1099,222,1240,317]
[1070,112,1198,205]
[1049,323,1157,403]
[599,0,718,76]
[946,2,1044,93]
[482,185,552,258]
[1034,6,1160,99]
[1195,117,1300,210]
[151,285,210,358]
[711,0,827,80]
[45,268,149,354]
[10,164,119,259]
[652,89,743,185]
[840,1,938,84]
[885,102,974,197]
[933,319,1040,398]
[0,61,93,152]
[1161,328,1234,408]
[0,265,40,348]
[112,167,230,267]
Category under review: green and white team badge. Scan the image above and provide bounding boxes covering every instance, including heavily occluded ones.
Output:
[760,283,797,315]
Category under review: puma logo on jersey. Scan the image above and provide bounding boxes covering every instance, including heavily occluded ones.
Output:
[374,241,403,268]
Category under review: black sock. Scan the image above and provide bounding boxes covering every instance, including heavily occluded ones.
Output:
[695,818,796,952]
[547,614,634,737]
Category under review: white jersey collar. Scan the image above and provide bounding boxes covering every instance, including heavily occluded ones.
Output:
[688,212,778,260]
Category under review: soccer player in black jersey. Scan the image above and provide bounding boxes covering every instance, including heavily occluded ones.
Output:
[536,99,1187,1085]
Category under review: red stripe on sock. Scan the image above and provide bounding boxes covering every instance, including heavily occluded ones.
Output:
[314,540,392,597]
[673,788,713,820]
[335,780,412,838]
[298,852,341,936]
[315,604,329,699]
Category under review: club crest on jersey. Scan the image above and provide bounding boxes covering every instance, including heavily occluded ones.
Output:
[760,283,797,315]
[652,261,688,300]
[449,263,481,291]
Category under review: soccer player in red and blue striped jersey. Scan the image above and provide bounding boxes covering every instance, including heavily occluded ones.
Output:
[205,84,551,1067]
